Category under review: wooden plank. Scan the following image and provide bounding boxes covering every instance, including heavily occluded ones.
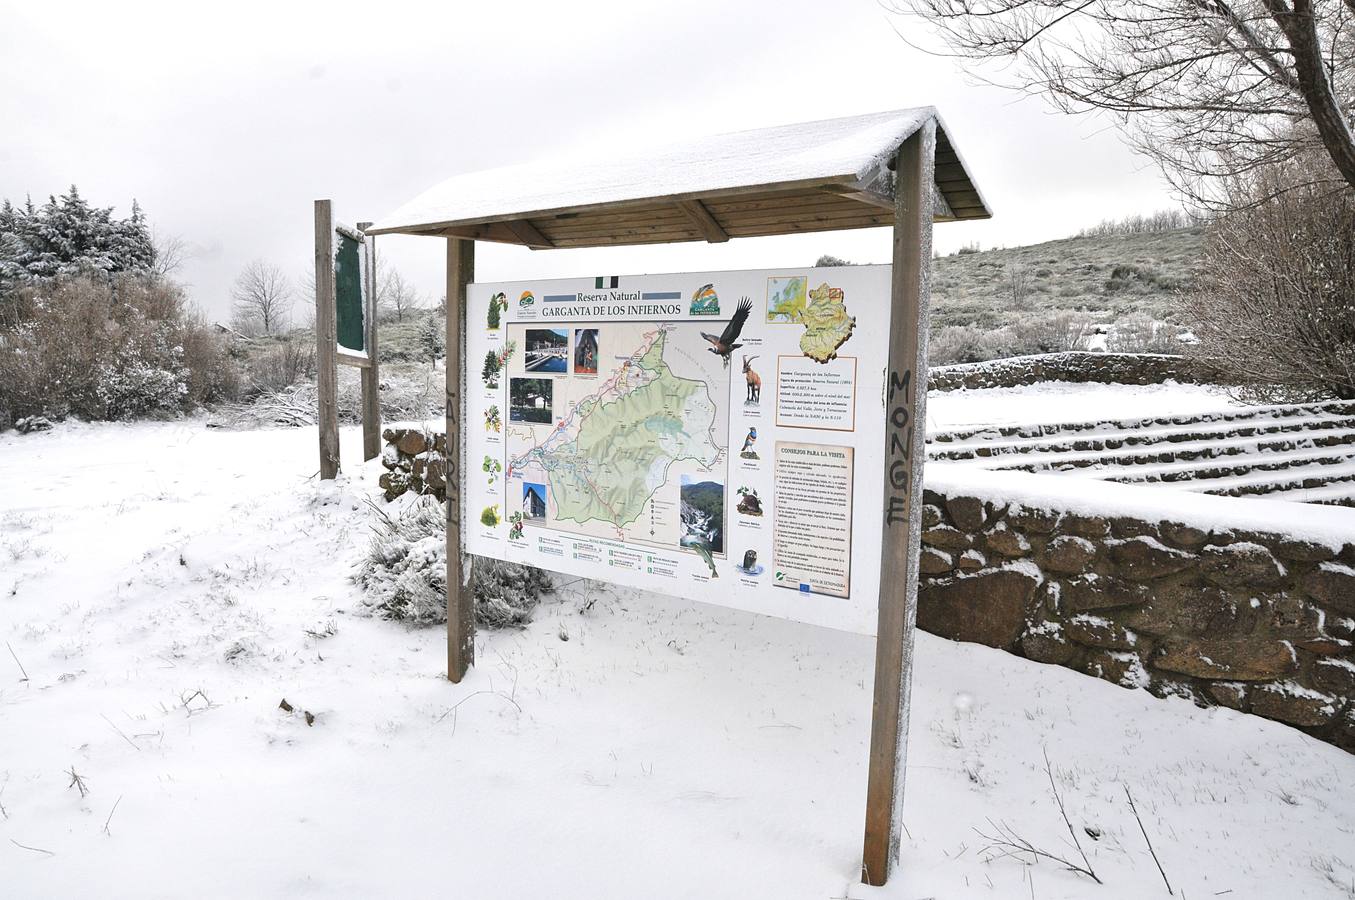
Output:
[358,221,381,461]
[446,237,475,684]
[723,215,891,237]
[861,117,935,888]
[819,183,894,210]
[337,353,373,369]
[675,199,729,243]
[542,205,690,227]
[314,200,340,480]
[505,218,554,249]
[364,173,861,236]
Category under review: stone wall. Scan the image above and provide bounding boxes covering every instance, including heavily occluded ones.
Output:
[378,426,448,501]
[918,488,1355,751]
[927,352,1219,392]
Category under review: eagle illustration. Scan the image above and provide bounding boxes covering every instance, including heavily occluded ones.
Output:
[701,296,752,367]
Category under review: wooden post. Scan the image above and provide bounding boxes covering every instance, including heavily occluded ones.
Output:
[446,237,475,682]
[862,118,935,887]
[357,222,381,461]
[314,199,340,480]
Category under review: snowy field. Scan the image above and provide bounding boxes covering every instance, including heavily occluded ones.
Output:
[3,387,1354,899]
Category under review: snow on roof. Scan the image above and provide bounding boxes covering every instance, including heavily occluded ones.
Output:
[370,107,985,235]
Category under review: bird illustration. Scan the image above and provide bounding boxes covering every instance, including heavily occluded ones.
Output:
[741,427,757,453]
[701,296,752,367]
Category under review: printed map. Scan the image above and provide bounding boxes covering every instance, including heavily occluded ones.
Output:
[767,277,856,363]
[505,323,729,548]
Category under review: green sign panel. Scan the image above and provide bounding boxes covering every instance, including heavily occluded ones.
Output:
[334,231,365,353]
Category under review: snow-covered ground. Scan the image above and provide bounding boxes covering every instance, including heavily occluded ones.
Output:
[3,408,1354,899]
[926,381,1242,432]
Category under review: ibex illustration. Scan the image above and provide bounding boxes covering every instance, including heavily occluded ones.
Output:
[742,355,761,403]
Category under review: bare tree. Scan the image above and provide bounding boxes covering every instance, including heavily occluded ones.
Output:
[379,268,421,323]
[231,260,292,336]
[891,1,1355,204]
[150,229,189,282]
[1191,152,1355,400]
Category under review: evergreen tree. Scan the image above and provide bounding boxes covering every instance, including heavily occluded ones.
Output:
[0,186,155,295]
[420,314,445,368]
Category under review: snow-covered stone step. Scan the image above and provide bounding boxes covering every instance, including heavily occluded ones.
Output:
[1183,460,1355,496]
[961,426,1355,472]
[1266,481,1355,507]
[1102,445,1355,484]
[927,413,1355,461]
[927,398,1355,445]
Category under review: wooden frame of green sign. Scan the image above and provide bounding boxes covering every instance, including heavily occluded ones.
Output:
[312,200,383,479]
[365,108,989,887]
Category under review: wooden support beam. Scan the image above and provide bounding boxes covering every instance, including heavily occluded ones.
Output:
[314,199,340,480]
[357,221,381,461]
[819,182,894,210]
[505,218,554,249]
[446,237,475,683]
[675,199,729,242]
[862,118,935,888]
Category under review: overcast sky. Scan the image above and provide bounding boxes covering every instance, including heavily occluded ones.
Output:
[1,0,1174,322]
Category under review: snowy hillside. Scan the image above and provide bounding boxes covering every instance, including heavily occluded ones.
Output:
[2,407,1354,899]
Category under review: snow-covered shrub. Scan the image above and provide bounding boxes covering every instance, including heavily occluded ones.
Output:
[213,366,443,428]
[354,495,551,628]
[0,274,234,424]
[241,340,315,396]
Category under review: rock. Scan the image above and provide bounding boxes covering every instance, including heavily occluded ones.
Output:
[395,430,431,455]
[380,443,401,469]
[1153,638,1296,681]
[1199,543,1285,588]
[1008,504,1057,534]
[983,525,1030,559]
[1275,539,1337,564]
[919,547,954,576]
[956,549,986,573]
[1303,563,1355,616]
[1326,617,1355,640]
[14,415,54,434]
[917,567,1041,650]
[1041,535,1097,575]
[1080,650,1145,688]
[433,433,447,453]
[382,427,399,442]
[378,471,411,500]
[423,457,446,490]
[1020,623,1077,665]
[1295,636,1352,655]
[1058,513,1109,538]
[923,488,946,508]
[921,504,944,529]
[1109,518,1159,541]
[1110,536,1196,580]
[946,496,986,532]
[1312,658,1355,695]
[922,525,972,552]
[1065,615,1138,651]
[1206,681,1249,711]
[1333,710,1355,753]
[1064,575,1151,613]
[1249,683,1340,727]
[1161,521,1209,549]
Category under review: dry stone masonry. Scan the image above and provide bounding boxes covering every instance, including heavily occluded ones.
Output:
[918,487,1355,751]
[378,426,448,501]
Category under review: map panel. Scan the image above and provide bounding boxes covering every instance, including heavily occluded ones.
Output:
[504,322,730,556]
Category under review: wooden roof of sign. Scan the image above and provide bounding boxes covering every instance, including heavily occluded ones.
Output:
[368,107,989,249]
